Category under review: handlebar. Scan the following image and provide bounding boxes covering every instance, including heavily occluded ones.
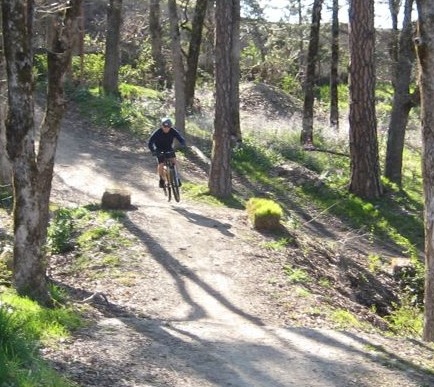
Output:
[154,150,176,158]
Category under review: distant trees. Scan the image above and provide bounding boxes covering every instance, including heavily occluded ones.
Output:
[384,0,418,186]
[185,0,209,111]
[300,0,323,146]
[0,6,10,185]
[149,0,170,89]
[329,0,339,128]
[102,0,123,96]
[348,0,382,199]
[167,0,186,135]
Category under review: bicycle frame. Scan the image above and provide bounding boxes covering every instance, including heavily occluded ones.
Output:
[158,151,181,202]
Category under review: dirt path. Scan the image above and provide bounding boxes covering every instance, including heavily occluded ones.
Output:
[44,111,434,387]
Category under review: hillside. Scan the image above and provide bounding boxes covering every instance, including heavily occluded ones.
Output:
[1,85,434,386]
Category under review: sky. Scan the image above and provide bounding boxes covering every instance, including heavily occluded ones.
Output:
[255,1,408,29]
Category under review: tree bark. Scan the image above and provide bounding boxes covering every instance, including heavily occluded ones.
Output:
[300,0,323,145]
[103,0,122,96]
[415,0,434,342]
[3,0,82,306]
[384,0,417,186]
[209,0,238,198]
[348,0,382,199]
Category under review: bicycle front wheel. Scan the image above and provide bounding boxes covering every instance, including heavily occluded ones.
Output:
[169,167,180,202]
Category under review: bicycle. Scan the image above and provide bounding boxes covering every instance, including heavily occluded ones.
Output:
[157,150,181,202]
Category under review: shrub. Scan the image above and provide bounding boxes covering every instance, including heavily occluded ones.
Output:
[246,197,283,230]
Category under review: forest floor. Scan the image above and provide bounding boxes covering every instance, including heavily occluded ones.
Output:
[3,84,434,386]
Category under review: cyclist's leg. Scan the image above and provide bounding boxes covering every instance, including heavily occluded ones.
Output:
[156,154,165,188]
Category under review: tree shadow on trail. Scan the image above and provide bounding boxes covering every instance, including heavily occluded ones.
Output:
[172,207,235,237]
[120,214,263,326]
[49,278,434,387]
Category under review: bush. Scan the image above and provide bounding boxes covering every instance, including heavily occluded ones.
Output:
[246,197,283,230]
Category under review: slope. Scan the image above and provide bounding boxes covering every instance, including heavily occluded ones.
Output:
[29,99,434,387]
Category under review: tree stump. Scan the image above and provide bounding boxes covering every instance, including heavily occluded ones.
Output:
[101,188,131,210]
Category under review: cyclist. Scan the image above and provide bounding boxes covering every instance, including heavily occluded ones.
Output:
[148,117,186,188]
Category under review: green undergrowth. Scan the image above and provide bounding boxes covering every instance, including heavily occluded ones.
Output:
[182,182,244,209]
[229,131,424,334]
[0,289,82,386]
[234,133,423,257]
[68,84,164,137]
[47,205,136,277]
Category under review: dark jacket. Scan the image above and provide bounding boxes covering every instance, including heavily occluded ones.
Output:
[148,127,185,153]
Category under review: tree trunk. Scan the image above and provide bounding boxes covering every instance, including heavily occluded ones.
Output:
[209,0,237,198]
[348,0,382,199]
[185,0,208,111]
[329,0,339,128]
[300,0,323,146]
[2,0,81,306]
[149,0,170,90]
[167,0,186,136]
[103,0,122,97]
[2,0,47,304]
[415,0,434,342]
[384,0,416,186]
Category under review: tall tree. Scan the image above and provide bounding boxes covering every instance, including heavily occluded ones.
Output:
[300,0,323,146]
[384,0,418,186]
[348,0,382,199]
[185,0,208,111]
[167,0,186,135]
[329,0,339,128]
[149,0,170,89]
[209,0,240,198]
[103,0,123,96]
[415,0,434,342]
[3,0,82,305]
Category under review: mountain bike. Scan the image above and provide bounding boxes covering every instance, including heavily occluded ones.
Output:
[158,150,181,202]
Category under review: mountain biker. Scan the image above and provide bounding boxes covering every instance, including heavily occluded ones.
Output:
[148,117,186,188]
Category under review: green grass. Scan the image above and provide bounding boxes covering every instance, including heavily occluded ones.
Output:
[227,129,424,333]
[69,84,163,136]
[385,298,424,337]
[47,205,135,275]
[261,237,293,250]
[182,182,245,209]
[232,133,423,260]
[284,265,310,284]
[330,309,364,329]
[0,289,81,386]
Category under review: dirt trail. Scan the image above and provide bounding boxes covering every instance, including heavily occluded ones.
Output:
[45,111,434,387]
